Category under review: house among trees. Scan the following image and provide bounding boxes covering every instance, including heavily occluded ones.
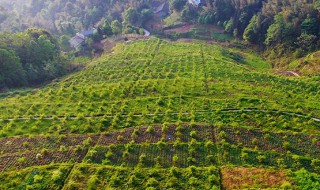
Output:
[69,28,95,49]
[188,0,207,7]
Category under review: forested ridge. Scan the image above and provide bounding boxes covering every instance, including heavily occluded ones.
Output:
[0,0,319,89]
[0,29,72,90]
[0,0,153,35]
[1,0,319,57]
[176,0,320,59]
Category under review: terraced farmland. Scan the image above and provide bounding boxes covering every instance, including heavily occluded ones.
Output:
[0,38,319,189]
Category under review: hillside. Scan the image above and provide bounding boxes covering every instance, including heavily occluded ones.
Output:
[0,38,320,189]
[287,51,320,76]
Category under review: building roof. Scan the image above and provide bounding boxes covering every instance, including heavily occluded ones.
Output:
[69,35,85,49]
[69,28,95,48]
[81,28,95,37]
[154,2,170,18]
[154,2,166,13]
[188,0,205,6]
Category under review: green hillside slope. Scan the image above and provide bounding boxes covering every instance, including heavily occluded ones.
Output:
[288,51,320,76]
[0,38,319,189]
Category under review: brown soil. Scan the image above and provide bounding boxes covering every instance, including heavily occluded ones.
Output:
[221,167,291,189]
[164,25,193,34]
[145,15,165,31]
[102,39,118,53]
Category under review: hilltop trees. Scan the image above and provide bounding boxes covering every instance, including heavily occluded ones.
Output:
[102,21,113,37]
[195,0,320,56]
[0,0,153,36]
[123,8,140,26]
[169,0,187,12]
[111,20,123,35]
[0,29,70,89]
[0,49,26,89]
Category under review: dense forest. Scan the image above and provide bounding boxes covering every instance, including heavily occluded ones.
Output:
[0,29,71,90]
[1,0,319,57]
[179,0,320,59]
[0,0,319,89]
[0,0,153,35]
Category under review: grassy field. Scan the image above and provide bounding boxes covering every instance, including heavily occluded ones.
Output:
[0,38,319,189]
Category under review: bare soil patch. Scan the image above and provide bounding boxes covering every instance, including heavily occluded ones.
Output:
[221,167,290,189]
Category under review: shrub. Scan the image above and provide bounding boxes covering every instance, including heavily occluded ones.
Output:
[157,141,166,150]
[139,154,147,165]
[208,174,219,185]
[218,131,226,139]
[33,175,43,183]
[17,157,26,165]
[83,137,93,147]
[205,141,214,149]
[41,148,49,155]
[283,141,290,150]
[36,153,43,160]
[162,124,169,133]
[117,135,124,142]
[60,145,67,152]
[88,175,99,190]
[190,131,197,139]
[172,155,179,165]
[146,177,158,187]
[146,126,155,134]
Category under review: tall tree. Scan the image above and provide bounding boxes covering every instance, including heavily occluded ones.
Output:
[0,48,26,88]
[111,20,122,35]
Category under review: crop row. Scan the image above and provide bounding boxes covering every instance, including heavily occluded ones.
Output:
[64,164,221,190]
[1,123,319,159]
[0,147,87,171]
[1,106,319,138]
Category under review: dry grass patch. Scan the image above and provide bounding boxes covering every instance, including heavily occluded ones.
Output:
[221,166,292,189]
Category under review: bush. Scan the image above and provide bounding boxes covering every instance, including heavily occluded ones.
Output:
[17,157,26,165]
[146,177,158,187]
[190,131,197,139]
[88,175,99,190]
[36,153,43,160]
[60,145,67,152]
[282,141,290,150]
[117,135,124,141]
[146,126,155,134]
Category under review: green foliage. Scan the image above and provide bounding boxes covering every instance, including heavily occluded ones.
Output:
[0,38,319,190]
[111,20,123,35]
[0,48,26,88]
[102,21,113,36]
[292,169,320,190]
[169,0,187,12]
[265,13,293,46]
[123,8,140,26]
[0,29,71,89]
[181,5,198,22]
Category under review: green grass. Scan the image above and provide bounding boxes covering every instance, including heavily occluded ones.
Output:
[164,12,183,28]
[211,32,234,42]
[0,37,319,189]
[288,50,320,76]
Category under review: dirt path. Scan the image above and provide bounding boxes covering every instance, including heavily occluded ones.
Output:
[1,108,319,122]
[143,28,150,37]
[287,71,300,77]
[280,71,301,77]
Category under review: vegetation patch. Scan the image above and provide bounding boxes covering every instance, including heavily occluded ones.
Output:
[221,167,292,189]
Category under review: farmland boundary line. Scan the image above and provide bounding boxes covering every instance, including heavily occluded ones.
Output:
[1,108,319,122]
[60,164,76,190]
